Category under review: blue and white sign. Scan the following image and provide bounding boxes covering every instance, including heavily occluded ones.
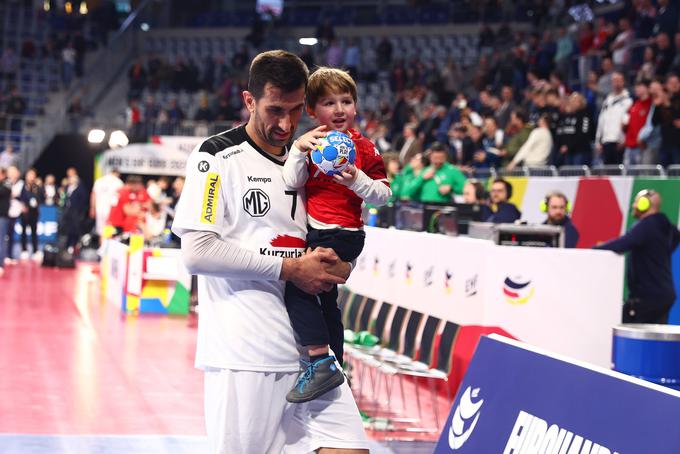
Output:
[12,205,58,244]
[435,335,680,454]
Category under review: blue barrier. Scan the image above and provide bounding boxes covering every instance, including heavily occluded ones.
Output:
[435,335,680,453]
[11,205,59,245]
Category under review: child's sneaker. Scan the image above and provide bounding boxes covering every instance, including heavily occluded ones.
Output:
[286,356,345,403]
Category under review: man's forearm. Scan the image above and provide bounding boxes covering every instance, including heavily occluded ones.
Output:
[181,230,282,280]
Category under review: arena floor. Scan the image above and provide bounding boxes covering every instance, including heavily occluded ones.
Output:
[0,262,438,453]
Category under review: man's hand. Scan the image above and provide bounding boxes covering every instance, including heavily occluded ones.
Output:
[280,247,346,294]
[293,125,327,153]
[422,167,435,180]
[324,259,352,281]
[332,164,358,186]
[438,184,452,195]
[473,151,487,163]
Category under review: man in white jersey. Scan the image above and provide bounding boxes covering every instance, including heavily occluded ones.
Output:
[172,50,369,454]
[90,169,123,236]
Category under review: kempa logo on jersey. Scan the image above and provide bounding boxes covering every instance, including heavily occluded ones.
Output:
[448,386,484,450]
[200,173,220,224]
[259,235,306,258]
[197,160,210,172]
[504,410,620,454]
[247,176,272,183]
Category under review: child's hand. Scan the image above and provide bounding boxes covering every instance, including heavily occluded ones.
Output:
[293,125,327,153]
[332,164,358,186]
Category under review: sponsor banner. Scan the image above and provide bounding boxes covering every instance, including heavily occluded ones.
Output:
[347,227,623,368]
[435,335,680,453]
[150,135,203,154]
[98,143,190,176]
[105,239,128,304]
[12,205,58,244]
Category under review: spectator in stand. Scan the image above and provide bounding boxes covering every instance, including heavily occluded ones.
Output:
[595,189,680,323]
[0,47,18,82]
[403,143,466,203]
[504,109,534,165]
[42,174,58,206]
[326,39,343,68]
[654,0,679,37]
[556,92,594,166]
[633,0,657,40]
[671,33,680,73]
[344,39,360,81]
[623,81,652,165]
[126,99,143,142]
[0,167,9,277]
[651,76,680,165]
[653,32,674,76]
[486,178,521,223]
[577,22,595,85]
[496,86,516,130]
[398,153,428,202]
[167,98,185,126]
[463,179,493,220]
[194,95,215,122]
[5,166,24,265]
[611,17,633,69]
[554,27,573,77]
[376,37,393,67]
[543,191,579,248]
[507,114,553,170]
[61,40,76,87]
[474,116,505,168]
[596,57,615,110]
[108,175,151,234]
[596,71,632,165]
[397,123,422,165]
[637,47,657,83]
[19,168,42,260]
[90,169,124,238]
[5,86,27,132]
[0,145,16,169]
[128,61,147,99]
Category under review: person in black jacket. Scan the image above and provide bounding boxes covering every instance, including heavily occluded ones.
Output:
[0,167,11,277]
[486,178,521,223]
[19,168,42,260]
[60,171,89,251]
[555,92,594,166]
[595,189,680,324]
[542,191,580,248]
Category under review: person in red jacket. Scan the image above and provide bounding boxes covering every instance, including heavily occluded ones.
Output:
[624,80,652,165]
[107,175,151,234]
[282,67,391,402]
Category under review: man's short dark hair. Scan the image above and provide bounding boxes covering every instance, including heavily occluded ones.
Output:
[248,50,309,100]
[492,178,513,199]
[512,108,529,124]
[428,141,448,153]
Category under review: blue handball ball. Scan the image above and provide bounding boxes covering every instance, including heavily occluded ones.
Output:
[312,130,356,176]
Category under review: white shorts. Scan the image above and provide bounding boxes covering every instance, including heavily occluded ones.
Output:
[204,368,369,454]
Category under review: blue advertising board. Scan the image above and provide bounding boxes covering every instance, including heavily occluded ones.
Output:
[435,335,680,454]
[11,205,58,244]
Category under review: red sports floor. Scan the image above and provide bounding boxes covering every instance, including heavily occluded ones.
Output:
[0,262,442,452]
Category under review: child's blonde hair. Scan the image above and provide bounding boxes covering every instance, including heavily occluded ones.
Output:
[306,67,358,109]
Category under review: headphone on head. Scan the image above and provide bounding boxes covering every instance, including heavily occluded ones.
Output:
[635,189,656,213]
[540,191,571,213]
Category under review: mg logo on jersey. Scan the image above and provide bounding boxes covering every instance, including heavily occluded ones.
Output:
[243,188,270,217]
[449,386,484,450]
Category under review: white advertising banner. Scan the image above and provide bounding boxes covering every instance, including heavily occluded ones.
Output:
[347,227,624,368]
[151,135,204,154]
[98,143,191,176]
[105,239,128,304]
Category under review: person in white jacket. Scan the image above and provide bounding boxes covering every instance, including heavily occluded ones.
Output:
[507,114,553,170]
[595,72,633,164]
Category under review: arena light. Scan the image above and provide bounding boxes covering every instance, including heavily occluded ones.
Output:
[299,38,318,46]
[87,129,106,144]
[140,22,150,32]
[79,1,88,14]
[65,1,72,13]
[43,0,50,12]
[108,130,129,148]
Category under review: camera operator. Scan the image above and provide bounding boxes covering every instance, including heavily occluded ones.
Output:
[542,191,580,248]
[485,178,521,223]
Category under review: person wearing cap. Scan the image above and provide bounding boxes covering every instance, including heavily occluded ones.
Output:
[402,142,467,203]
[594,189,680,323]
[542,191,580,248]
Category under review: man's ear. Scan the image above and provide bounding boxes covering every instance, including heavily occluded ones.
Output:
[242,91,256,114]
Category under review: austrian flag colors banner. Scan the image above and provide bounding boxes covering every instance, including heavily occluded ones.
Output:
[435,335,680,454]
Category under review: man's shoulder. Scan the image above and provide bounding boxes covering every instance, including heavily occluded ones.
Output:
[198,125,248,156]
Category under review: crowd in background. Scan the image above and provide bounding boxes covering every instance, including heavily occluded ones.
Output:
[0,152,185,278]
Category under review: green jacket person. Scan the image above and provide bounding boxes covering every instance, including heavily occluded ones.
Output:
[403,144,467,203]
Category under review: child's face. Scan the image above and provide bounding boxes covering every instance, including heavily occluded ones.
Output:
[309,91,356,132]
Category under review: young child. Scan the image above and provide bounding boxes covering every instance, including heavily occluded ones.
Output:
[282,67,391,403]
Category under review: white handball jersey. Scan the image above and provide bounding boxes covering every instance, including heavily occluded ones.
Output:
[172,125,308,372]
